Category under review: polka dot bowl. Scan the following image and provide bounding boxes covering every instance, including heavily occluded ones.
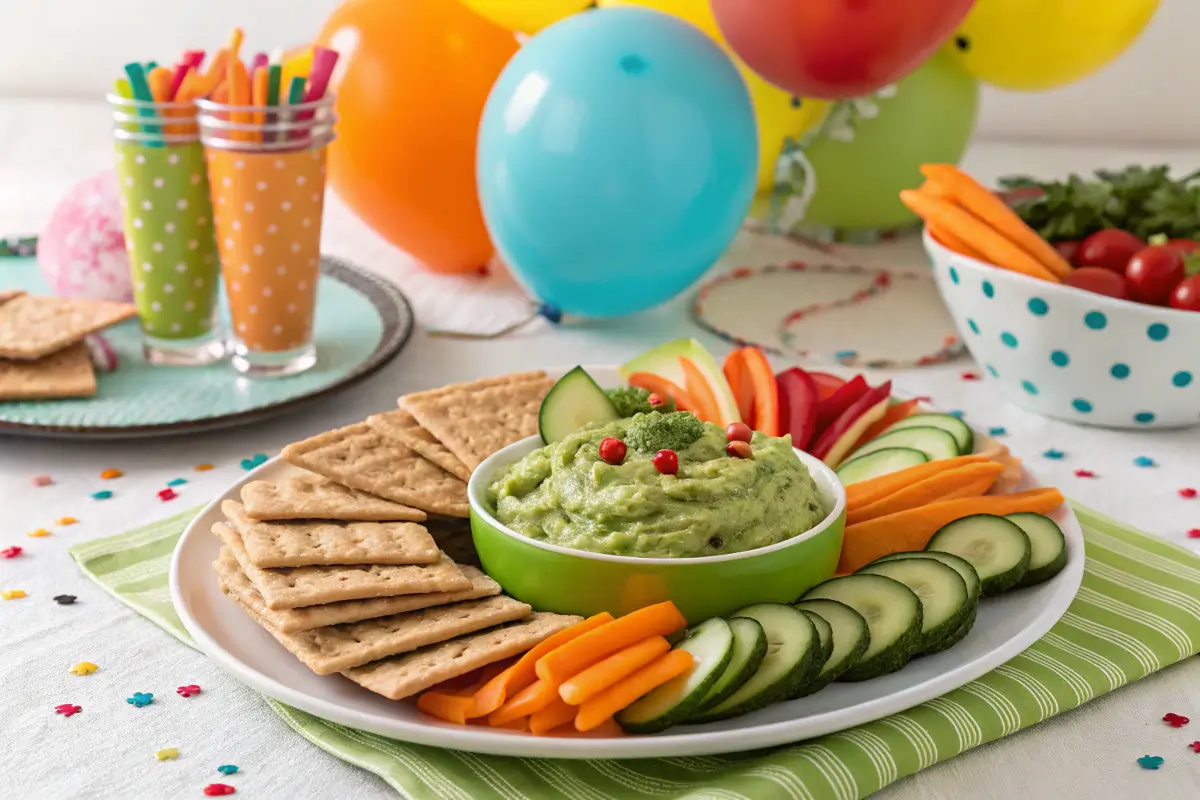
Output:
[925,229,1200,429]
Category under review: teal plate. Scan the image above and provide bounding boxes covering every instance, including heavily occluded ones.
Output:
[0,256,413,439]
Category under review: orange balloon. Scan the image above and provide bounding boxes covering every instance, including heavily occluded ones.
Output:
[316,0,519,274]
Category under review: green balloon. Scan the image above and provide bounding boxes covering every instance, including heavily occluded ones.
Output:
[799,49,979,232]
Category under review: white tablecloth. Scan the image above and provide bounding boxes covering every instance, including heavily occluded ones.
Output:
[1,99,1198,799]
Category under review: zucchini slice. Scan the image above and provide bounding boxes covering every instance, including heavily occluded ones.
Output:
[691,617,766,716]
[691,604,818,722]
[836,447,928,485]
[884,413,974,454]
[801,574,922,681]
[853,426,960,462]
[791,598,870,695]
[857,558,970,655]
[927,514,1031,596]
[1005,513,1068,587]
[617,617,733,734]
[538,366,621,444]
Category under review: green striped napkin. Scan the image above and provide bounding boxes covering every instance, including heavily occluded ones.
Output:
[71,504,1200,800]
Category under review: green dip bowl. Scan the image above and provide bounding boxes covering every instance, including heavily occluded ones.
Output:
[469,436,847,624]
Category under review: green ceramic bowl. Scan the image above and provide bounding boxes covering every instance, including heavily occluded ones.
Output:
[469,436,847,624]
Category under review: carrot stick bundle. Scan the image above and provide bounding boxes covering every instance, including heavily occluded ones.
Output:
[534,601,686,686]
[844,454,990,506]
[846,462,1005,525]
[575,649,694,732]
[558,636,671,705]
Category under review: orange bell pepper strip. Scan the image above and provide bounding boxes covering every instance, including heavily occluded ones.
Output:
[723,349,755,426]
[575,649,694,732]
[558,636,671,705]
[626,372,695,413]
[529,696,578,735]
[739,347,780,436]
[535,601,687,686]
[679,357,723,424]
[488,679,559,726]
[469,613,613,719]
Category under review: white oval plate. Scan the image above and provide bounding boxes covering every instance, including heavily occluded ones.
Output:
[170,367,1084,759]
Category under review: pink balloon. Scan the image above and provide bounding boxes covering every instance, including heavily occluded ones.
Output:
[39,170,133,302]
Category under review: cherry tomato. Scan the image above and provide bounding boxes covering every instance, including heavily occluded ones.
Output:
[598,437,626,465]
[1064,267,1131,300]
[725,422,752,443]
[725,440,753,459]
[1169,274,1200,312]
[652,449,678,475]
[1166,238,1200,255]
[1077,229,1144,274]
[1053,240,1081,265]
[1125,245,1185,305]
[647,392,665,408]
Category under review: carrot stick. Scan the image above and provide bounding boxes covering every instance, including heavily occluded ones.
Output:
[493,716,529,732]
[846,462,1004,524]
[679,357,723,425]
[469,613,613,719]
[489,679,559,726]
[837,487,1065,573]
[558,636,671,706]
[417,691,479,725]
[229,57,251,142]
[723,350,755,425]
[251,65,268,138]
[899,190,1061,283]
[147,66,173,103]
[626,373,696,413]
[529,696,578,735]
[844,454,990,505]
[740,347,781,436]
[921,164,1073,280]
[930,223,989,261]
[534,601,687,687]
[845,398,919,458]
[575,649,694,732]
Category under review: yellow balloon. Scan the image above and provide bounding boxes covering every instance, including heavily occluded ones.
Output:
[598,0,828,191]
[460,0,594,34]
[947,0,1159,91]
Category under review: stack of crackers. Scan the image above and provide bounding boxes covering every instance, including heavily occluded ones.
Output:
[0,290,136,400]
[213,370,577,701]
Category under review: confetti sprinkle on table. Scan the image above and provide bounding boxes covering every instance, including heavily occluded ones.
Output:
[91,490,113,500]
[167,478,188,487]
[176,684,201,698]
[1179,488,1197,499]
[100,468,123,480]
[158,488,178,501]
[1,546,22,559]
[1163,713,1190,727]
[26,528,51,538]
[69,661,98,676]
[1044,449,1065,460]
[217,765,239,775]
[3,589,27,600]
[1189,741,1200,753]
[55,704,81,717]
[1133,456,1156,468]
[53,594,77,605]
[240,454,268,470]
[1074,469,1096,478]
[195,464,215,472]
[31,475,53,487]
[203,784,236,796]
[126,692,154,707]
[155,748,180,761]
[56,516,79,526]
[988,427,1007,437]
[1136,755,1164,770]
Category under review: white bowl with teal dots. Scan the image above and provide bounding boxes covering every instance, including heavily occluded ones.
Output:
[924,229,1200,429]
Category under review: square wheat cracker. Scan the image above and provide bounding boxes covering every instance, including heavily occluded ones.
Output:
[213,551,501,633]
[211,522,470,610]
[397,370,547,408]
[281,422,469,517]
[342,612,582,700]
[0,295,136,360]
[0,342,96,400]
[367,409,472,482]
[241,473,425,522]
[401,374,553,471]
[222,500,439,568]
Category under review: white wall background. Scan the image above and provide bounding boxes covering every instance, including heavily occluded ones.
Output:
[0,0,1196,145]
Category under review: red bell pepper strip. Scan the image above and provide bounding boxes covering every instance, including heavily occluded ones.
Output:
[739,348,781,436]
[810,380,893,461]
[626,372,695,413]
[814,375,868,435]
[723,350,756,426]
[808,371,847,401]
[776,367,819,451]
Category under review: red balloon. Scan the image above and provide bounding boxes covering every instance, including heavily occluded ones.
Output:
[710,0,976,100]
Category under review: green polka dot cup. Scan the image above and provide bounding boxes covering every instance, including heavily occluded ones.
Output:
[925,229,1200,429]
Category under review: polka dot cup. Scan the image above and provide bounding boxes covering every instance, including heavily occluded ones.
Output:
[925,229,1200,429]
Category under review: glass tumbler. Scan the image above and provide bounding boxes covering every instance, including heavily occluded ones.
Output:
[196,95,335,378]
[109,94,226,366]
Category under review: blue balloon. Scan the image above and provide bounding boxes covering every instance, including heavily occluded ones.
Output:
[477,7,757,317]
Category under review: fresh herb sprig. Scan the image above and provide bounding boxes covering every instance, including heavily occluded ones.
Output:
[999,165,1200,242]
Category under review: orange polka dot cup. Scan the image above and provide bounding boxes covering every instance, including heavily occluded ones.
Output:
[197,95,335,378]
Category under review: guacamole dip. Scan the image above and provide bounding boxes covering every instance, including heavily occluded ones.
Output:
[489,414,828,558]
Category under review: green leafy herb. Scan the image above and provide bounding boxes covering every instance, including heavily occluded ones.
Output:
[999,165,1200,242]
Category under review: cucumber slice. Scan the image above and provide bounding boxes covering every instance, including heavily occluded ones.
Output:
[868,551,981,653]
[798,609,834,690]
[801,574,922,681]
[691,604,819,722]
[927,514,1031,596]
[1006,513,1068,587]
[853,426,960,461]
[857,558,970,655]
[884,413,974,455]
[691,617,766,715]
[837,448,928,485]
[538,366,621,444]
[617,618,733,734]
[791,599,870,696]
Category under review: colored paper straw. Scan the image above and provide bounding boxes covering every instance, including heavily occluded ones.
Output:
[123,62,162,145]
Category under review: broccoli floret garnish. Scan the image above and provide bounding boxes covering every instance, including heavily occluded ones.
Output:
[605,386,676,417]
[625,411,704,453]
